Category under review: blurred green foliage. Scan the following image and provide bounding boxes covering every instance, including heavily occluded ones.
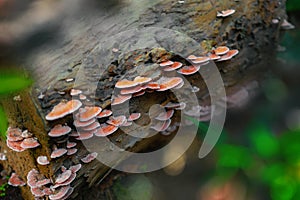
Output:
[0,69,32,138]
[286,0,300,11]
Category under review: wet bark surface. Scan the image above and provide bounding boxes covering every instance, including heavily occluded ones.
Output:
[0,0,287,199]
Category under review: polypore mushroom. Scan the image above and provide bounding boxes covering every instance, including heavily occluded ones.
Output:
[111,94,132,105]
[81,152,98,163]
[37,156,50,165]
[50,148,68,159]
[146,82,160,90]
[53,173,76,189]
[217,9,235,17]
[163,61,183,72]
[213,46,230,55]
[66,141,77,148]
[159,60,174,67]
[7,127,23,142]
[120,85,144,95]
[106,115,127,126]
[191,56,210,64]
[6,140,25,152]
[49,185,71,200]
[132,90,146,97]
[151,119,172,132]
[157,77,183,91]
[94,124,118,137]
[8,173,26,187]
[115,79,139,89]
[217,49,239,61]
[128,113,141,121]
[31,187,44,197]
[75,131,94,140]
[133,76,152,85]
[177,65,200,75]
[78,106,102,122]
[155,109,174,121]
[97,109,113,118]
[48,124,71,137]
[45,99,82,121]
[55,170,72,184]
[69,164,82,173]
[74,118,96,128]
[20,138,40,149]
[67,148,78,156]
[36,178,51,187]
[82,121,100,131]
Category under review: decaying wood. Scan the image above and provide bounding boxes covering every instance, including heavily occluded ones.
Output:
[0,0,287,199]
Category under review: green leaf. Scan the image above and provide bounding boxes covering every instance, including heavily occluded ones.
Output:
[0,105,8,139]
[270,176,297,200]
[0,70,32,95]
[286,0,300,12]
[249,125,279,158]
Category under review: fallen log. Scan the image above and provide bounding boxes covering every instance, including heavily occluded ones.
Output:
[0,0,287,199]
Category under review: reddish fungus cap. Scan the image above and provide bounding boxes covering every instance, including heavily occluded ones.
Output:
[163,62,183,72]
[53,173,76,189]
[27,169,39,188]
[31,187,44,197]
[79,106,102,122]
[67,148,78,156]
[56,170,72,184]
[69,164,82,173]
[107,115,127,127]
[133,76,152,85]
[187,55,198,60]
[115,79,139,89]
[213,46,230,55]
[157,77,183,91]
[94,124,118,137]
[82,121,100,131]
[46,100,82,121]
[132,90,146,97]
[36,178,51,187]
[75,131,94,140]
[81,152,98,163]
[6,140,25,152]
[66,141,77,149]
[217,9,235,17]
[48,124,71,137]
[97,109,113,118]
[208,53,221,60]
[151,119,172,132]
[191,56,210,64]
[49,185,71,200]
[177,65,200,75]
[7,127,23,142]
[159,60,174,67]
[50,148,68,159]
[37,156,50,165]
[8,173,26,187]
[111,94,132,106]
[128,113,141,121]
[146,82,160,90]
[20,138,40,149]
[74,118,96,128]
[120,85,144,95]
[155,109,174,121]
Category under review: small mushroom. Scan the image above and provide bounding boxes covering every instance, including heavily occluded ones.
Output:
[55,170,72,184]
[217,49,239,61]
[37,156,50,165]
[159,60,174,67]
[45,100,82,121]
[67,148,78,156]
[107,115,127,127]
[163,62,183,72]
[217,9,235,17]
[53,173,76,189]
[94,124,118,137]
[70,89,82,96]
[49,185,71,200]
[78,106,102,122]
[82,121,100,131]
[69,164,82,173]
[31,187,44,197]
[48,124,71,137]
[120,86,144,95]
[20,138,40,149]
[133,76,152,85]
[177,65,200,75]
[213,46,230,55]
[115,79,139,89]
[7,127,23,142]
[74,118,96,128]
[157,77,183,91]
[50,148,68,159]
[132,90,146,97]
[155,109,174,121]
[66,141,77,149]
[75,131,94,140]
[191,56,210,64]
[151,119,172,132]
[97,109,113,118]
[81,152,98,163]
[8,173,26,187]
[128,113,141,121]
[146,82,160,90]
[36,178,51,187]
[111,94,132,105]
[6,140,25,152]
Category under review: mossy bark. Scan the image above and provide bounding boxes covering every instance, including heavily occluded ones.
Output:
[0,0,287,199]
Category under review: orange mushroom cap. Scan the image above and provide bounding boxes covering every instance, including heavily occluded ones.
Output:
[115,79,139,89]
[177,65,200,75]
[8,173,26,187]
[81,152,98,163]
[20,138,40,149]
[163,62,183,72]
[48,124,71,137]
[46,100,82,121]
[50,148,67,159]
[97,109,113,118]
[79,106,102,122]
[157,77,183,91]
[94,124,118,137]
[213,46,230,55]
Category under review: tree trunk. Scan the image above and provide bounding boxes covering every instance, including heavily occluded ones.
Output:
[0,0,287,199]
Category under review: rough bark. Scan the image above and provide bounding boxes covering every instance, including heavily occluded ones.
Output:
[0,0,287,199]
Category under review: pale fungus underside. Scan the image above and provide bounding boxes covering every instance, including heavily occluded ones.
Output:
[0,0,287,199]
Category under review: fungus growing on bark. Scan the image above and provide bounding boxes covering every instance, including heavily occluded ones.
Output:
[55,170,72,184]
[97,109,113,118]
[7,127,23,142]
[132,90,146,97]
[191,56,210,64]
[146,82,160,90]
[151,119,172,132]
[107,115,127,126]
[159,60,174,67]
[74,118,96,128]
[115,79,138,89]
[45,100,82,121]
[69,164,82,173]
[82,121,100,131]
[111,94,132,105]
[155,109,174,121]
[213,46,230,55]
[70,89,82,96]
[217,9,235,17]
[133,76,152,85]
[120,85,144,95]
[177,65,200,75]
[49,185,71,200]
[157,77,183,91]
[66,141,77,149]
[51,148,68,159]
[36,178,51,187]
[20,138,40,149]
[37,156,50,165]
[75,131,94,140]
[163,62,183,71]
[81,152,98,163]
[94,124,118,137]
[53,173,76,188]
[67,148,78,155]
[48,124,71,137]
[78,106,102,122]
[8,173,26,187]
[31,187,44,197]
[217,49,239,61]
[6,140,25,152]
[128,113,141,121]
[187,55,198,60]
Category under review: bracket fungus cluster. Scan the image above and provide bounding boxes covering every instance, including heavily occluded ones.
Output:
[6,127,40,152]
